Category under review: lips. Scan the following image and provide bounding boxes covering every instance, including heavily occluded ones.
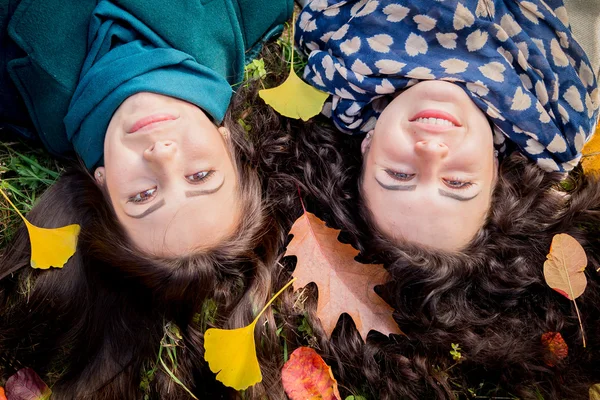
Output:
[409,109,462,127]
[127,113,179,133]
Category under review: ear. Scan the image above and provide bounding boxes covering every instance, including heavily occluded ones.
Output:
[94,167,106,185]
[218,126,230,140]
[361,130,374,155]
[491,150,500,185]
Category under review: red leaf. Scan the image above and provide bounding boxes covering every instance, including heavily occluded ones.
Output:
[5,368,52,400]
[541,332,568,367]
[282,347,341,400]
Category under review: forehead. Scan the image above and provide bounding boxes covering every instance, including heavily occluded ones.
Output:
[371,200,487,250]
[361,180,492,251]
[117,180,241,257]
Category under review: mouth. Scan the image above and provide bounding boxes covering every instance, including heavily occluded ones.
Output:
[128,114,179,133]
[409,109,462,128]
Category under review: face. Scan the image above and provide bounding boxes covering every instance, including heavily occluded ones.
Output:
[361,80,497,251]
[96,92,240,257]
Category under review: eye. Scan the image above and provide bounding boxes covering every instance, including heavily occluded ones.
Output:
[128,187,157,204]
[186,170,214,183]
[443,178,473,189]
[385,170,416,182]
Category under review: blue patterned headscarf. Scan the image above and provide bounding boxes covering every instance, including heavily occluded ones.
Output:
[296,0,599,172]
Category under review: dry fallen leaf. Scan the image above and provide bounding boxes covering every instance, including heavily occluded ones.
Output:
[590,383,600,400]
[543,233,588,347]
[282,347,341,400]
[581,123,600,174]
[204,278,295,390]
[259,12,329,121]
[541,332,568,367]
[285,210,401,340]
[5,368,51,400]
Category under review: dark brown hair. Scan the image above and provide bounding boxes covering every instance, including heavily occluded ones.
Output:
[0,78,296,399]
[275,117,600,399]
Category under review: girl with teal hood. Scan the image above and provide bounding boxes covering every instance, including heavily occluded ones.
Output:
[1,0,292,256]
[0,0,298,398]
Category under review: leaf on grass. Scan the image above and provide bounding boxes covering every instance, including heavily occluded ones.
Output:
[581,123,600,174]
[204,278,296,390]
[281,347,341,400]
[259,68,329,121]
[543,233,588,346]
[590,383,600,400]
[0,186,80,269]
[25,221,80,269]
[259,12,329,121]
[541,332,568,367]
[285,210,401,340]
[5,368,51,400]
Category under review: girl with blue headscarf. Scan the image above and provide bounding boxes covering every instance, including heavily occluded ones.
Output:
[295,0,599,251]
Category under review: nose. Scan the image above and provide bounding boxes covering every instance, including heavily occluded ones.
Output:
[144,140,177,164]
[414,140,449,159]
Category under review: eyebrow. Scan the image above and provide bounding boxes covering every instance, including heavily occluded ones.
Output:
[127,198,166,219]
[438,189,480,201]
[374,178,417,191]
[185,178,225,197]
[126,178,226,219]
[374,178,480,201]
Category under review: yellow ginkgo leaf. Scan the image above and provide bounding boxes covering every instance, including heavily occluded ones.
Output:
[204,278,296,390]
[259,68,329,121]
[259,11,329,121]
[204,322,261,390]
[24,221,80,269]
[581,123,600,174]
[0,186,80,269]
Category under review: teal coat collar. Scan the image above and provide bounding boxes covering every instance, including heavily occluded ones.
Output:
[7,0,292,158]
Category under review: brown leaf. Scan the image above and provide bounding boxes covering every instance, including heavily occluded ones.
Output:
[543,233,588,300]
[5,368,52,400]
[543,233,588,346]
[281,347,341,400]
[541,332,568,367]
[285,210,401,339]
[590,383,600,400]
[581,124,600,174]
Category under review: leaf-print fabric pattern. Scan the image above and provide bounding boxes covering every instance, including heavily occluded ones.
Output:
[296,0,599,172]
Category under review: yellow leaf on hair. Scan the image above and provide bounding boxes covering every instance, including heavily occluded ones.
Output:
[259,11,329,121]
[259,68,329,121]
[590,383,600,400]
[0,186,80,269]
[581,123,600,174]
[204,278,296,390]
[25,221,80,269]
[204,321,261,391]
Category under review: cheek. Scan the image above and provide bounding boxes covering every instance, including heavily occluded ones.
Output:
[104,150,143,198]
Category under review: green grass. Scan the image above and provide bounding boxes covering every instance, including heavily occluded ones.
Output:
[0,137,63,248]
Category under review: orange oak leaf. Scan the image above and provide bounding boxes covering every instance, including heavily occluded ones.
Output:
[543,233,588,347]
[581,123,600,174]
[282,347,341,400]
[285,210,401,340]
[541,332,568,367]
[0,387,6,400]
